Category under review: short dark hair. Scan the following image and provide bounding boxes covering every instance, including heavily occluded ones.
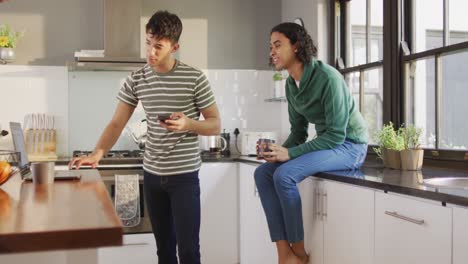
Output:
[146,10,182,43]
[270,22,317,65]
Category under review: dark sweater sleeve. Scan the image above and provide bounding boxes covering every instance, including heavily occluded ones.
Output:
[288,77,349,159]
[282,97,309,148]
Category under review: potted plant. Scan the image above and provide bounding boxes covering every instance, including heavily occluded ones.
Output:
[0,24,23,63]
[272,71,285,98]
[373,122,404,169]
[400,123,424,170]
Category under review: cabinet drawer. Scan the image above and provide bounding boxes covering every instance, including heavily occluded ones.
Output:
[98,234,157,264]
[453,206,468,264]
[375,192,451,264]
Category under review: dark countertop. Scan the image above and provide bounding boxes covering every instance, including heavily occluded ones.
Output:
[57,155,468,207]
[236,157,468,207]
[317,163,468,207]
[0,170,123,253]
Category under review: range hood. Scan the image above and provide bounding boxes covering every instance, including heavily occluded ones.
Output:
[71,0,146,71]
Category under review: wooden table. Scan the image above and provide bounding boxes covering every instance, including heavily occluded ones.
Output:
[0,169,122,254]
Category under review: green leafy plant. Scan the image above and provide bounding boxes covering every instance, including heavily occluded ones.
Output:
[0,24,24,48]
[400,123,422,150]
[373,122,404,158]
[272,71,283,81]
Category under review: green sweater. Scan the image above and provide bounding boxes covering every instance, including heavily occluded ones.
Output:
[283,60,368,159]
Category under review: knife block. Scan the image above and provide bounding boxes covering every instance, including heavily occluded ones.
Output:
[25,129,58,162]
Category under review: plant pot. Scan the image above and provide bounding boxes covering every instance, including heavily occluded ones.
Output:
[273,80,286,98]
[382,148,401,169]
[400,149,424,171]
[0,47,15,63]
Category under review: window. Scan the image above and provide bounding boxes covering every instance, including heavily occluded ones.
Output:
[404,0,468,152]
[334,0,384,143]
[333,0,468,162]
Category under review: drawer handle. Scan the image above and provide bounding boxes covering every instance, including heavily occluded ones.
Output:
[315,189,321,218]
[322,193,327,219]
[123,242,150,246]
[385,211,425,225]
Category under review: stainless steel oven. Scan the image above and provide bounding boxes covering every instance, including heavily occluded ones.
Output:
[100,167,152,234]
[72,150,152,234]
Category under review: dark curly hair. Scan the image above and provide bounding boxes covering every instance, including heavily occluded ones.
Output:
[146,10,182,44]
[270,22,317,66]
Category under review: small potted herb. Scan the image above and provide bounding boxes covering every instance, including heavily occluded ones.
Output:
[374,122,404,169]
[272,71,285,98]
[0,24,24,63]
[400,124,424,170]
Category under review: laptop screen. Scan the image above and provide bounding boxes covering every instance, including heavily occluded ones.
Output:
[9,122,30,169]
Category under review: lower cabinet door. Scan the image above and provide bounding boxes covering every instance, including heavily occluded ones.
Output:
[239,163,278,264]
[199,163,239,264]
[299,177,324,264]
[453,206,468,264]
[323,180,374,264]
[98,234,157,264]
[375,192,451,264]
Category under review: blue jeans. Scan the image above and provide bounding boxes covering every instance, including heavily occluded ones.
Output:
[254,140,367,243]
[144,170,201,264]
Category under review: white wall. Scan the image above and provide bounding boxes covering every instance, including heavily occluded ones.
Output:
[281,0,329,62]
[280,0,330,142]
[142,0,281,70]
[0,65,283,157]
[68,69,284,155]
[0,65,69,156]
[0,0,281,69]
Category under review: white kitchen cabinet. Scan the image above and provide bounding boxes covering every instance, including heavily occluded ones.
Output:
[298,177,323,264]
[98,163,238,264]
[199,162,239,264]
[301,179,374,264]
[323,180,374,264]
[375,192,451,264]
[453,206,468,264]
[0,249,98,264]
[98,233,157,264]
[239,162,278,264]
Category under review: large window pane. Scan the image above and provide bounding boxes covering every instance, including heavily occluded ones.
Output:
[363,68,383,144]
[370,0,383,62]
[348,0,383,66]
[345,72,360,111]
[440,50,468,150]
[413,0,443,53]
[349,0,366,66]
[449,0,468,45]
[406,58,436,148]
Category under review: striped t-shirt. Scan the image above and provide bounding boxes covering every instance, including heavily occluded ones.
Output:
[117,60,216,176]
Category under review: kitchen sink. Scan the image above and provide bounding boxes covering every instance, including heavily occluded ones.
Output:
[422,177,468,189]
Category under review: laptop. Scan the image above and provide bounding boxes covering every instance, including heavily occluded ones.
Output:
[9,122,82,181]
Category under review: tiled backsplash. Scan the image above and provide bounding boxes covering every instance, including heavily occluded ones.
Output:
[0,65,69,156]
[1,65,288,157]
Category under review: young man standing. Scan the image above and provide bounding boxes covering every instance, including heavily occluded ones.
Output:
[69,10,220,264]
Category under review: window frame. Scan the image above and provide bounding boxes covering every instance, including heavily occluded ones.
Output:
[330,0,468,166]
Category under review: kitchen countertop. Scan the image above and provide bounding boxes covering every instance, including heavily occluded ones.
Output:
[0,169,122,253]
[56,155,468,207]
[316,164,468,207]
[237,158,468,207]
